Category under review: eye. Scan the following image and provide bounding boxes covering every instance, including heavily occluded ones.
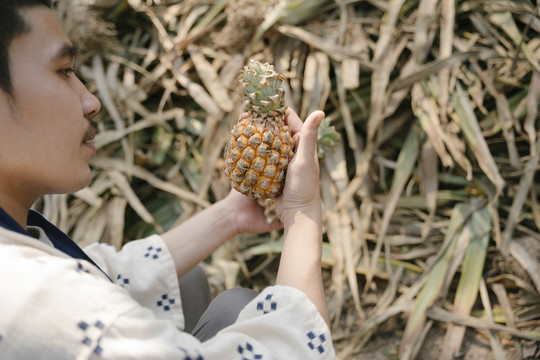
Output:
[60,68,75,77]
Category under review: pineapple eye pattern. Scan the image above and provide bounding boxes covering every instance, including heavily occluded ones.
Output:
[224,60,293,200]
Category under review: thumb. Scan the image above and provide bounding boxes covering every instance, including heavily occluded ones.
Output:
[296,110,324,157]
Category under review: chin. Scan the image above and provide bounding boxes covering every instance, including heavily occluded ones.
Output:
[75,175,93,192]
[56,171,93,194]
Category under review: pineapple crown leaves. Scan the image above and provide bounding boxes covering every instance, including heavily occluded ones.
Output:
[239,60,286,116]
[317,116,341,157]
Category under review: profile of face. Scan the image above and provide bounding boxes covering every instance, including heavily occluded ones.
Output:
[0,6,101,207]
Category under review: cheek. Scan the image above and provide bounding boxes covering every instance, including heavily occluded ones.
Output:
[10,71,86,158]
[17,68,81,114]
[19,86,82,138]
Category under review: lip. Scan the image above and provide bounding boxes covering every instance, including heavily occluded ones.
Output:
[83,123,96,142]
[83,141,97,155]
[82,123,97,155]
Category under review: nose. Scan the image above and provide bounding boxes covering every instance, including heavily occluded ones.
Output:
[77,78,101,118]
[83,89,101,119]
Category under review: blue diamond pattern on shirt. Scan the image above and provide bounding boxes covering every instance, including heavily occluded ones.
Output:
[307,331,327,354]
[256,294,277,314]
[237,342,262,360]
[178,346,204,360]
[144,246,162,260]
[78,320,106,356]
[116,274,130,287]
[156,294,175,311]
[76,261,90,274]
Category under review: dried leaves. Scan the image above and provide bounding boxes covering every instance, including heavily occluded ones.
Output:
[47,0,540,358]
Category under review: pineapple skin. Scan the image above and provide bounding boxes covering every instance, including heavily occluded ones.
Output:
[224,60,294,199]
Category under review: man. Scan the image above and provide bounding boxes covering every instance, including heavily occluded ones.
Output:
[0,1,334,358]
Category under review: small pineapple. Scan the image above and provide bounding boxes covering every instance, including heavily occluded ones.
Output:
[224,60,294,199]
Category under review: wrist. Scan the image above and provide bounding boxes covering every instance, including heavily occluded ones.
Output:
[216,194,240,237]
[279,200,322,229]
[280,204,322,237]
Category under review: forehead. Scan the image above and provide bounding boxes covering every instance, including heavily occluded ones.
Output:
[10,6,72,63]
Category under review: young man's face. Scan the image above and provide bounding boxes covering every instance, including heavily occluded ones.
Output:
[0,6,101,206]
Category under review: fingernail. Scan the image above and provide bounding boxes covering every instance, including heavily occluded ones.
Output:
[314,111,324,125]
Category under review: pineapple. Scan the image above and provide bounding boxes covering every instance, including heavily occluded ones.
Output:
[224,60,294,199]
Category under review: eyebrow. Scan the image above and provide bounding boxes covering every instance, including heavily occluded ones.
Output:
[50,43,77,62]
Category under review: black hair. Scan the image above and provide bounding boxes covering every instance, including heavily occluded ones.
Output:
[0,0,53,96]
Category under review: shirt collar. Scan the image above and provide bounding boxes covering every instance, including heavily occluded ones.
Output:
[0,206,111,281]
[0,206,28,236]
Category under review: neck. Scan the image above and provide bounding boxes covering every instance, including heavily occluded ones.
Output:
[0,189,36,230]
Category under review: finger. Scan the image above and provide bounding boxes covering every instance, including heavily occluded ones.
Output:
[296,110,324,157]
[268,218,283,231]
[284,107,303,135]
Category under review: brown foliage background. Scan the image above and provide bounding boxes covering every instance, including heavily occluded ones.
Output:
[45,0,540,358]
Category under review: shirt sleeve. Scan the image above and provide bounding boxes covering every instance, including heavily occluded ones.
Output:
[83,235,184,330]
[0,240,335,359]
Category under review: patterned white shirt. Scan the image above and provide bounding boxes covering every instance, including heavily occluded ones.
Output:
[0,225,335,359]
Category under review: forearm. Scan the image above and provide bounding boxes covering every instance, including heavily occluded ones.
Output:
[276,205,329,326]
[161,200,237,277]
